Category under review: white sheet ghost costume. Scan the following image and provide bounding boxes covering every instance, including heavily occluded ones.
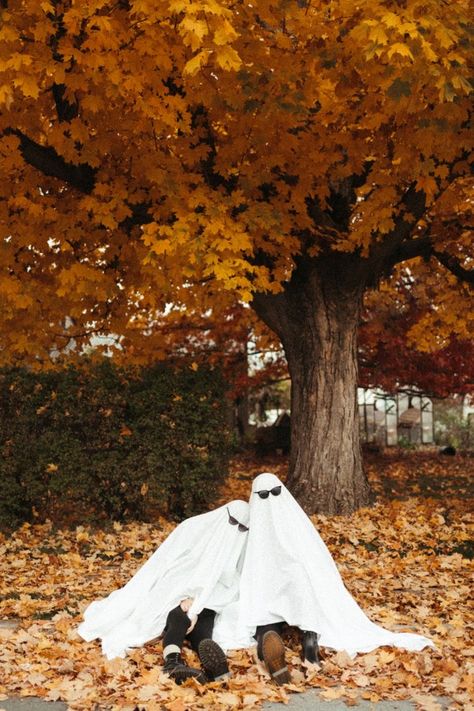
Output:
[78,500,249,660]
[215,473,434,657]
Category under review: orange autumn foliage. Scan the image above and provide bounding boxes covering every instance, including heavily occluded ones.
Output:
[0,0,471,365]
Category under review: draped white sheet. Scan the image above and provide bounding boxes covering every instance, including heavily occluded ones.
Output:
[77,500,249,659]
[214,473,435,657]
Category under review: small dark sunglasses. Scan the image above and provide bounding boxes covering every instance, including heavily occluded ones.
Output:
[226,507,249,532]
[255,485,282,499]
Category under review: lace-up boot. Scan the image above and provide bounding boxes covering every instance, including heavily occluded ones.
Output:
[163,652,206,684]
[198,639,230,681]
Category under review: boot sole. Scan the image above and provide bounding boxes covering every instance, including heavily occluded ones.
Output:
[198,639,230,681]
[262,631,291,685]
[170,665,206,685]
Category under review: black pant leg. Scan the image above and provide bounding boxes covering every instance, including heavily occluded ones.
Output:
[255,622,285,660]
[162,605,190,650]
[187,608,216,652]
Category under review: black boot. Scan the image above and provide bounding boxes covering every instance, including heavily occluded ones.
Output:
[198,639,230,681]
[302,630,320,664]
[163,652,206,685]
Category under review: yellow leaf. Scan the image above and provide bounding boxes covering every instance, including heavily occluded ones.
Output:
[381,12,401,29]
[333,650,354,667]
[183,50,210,76]
[421,40,438,62]
[101,213,118,230]
[321,687,346,700]
[213,19,239,46]
[151,238,172,255]
[0,84,14,108]
[451,75,472,94]
[387,43,414,61]
[8,53,33,71]
[368,25,388,45]
[415,175,438,202]
[435,26,456,49]
[215,692,240,706]
[378,650,396,664]
[353,673,370,687]
[181,17,208,41]
[75,528,90,543]
[166,701,188,711]
[180,18,209,52]
[13,75,40,99]
[215,45,242,71]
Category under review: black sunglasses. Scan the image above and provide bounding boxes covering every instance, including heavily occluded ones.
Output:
[254,485,282,499]
[226,507,249,532]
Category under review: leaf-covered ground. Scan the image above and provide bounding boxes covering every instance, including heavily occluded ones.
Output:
[0,452,473,710]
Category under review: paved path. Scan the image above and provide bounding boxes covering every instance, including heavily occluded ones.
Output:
[263,692,416,710]
[0,701,67,711]
[0,695,426,711]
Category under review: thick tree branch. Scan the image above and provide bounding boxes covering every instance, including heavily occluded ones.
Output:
[373,231,474,286]
[5,128,154,230]
[362,146,471,279]
[372,232,474,286]
[361,184,428,284]
[6,128,96,193]
[384,234,433,267]
[433,250,474,285]
[307,161,375,234]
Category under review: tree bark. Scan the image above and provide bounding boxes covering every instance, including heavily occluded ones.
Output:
[252,254,370,514]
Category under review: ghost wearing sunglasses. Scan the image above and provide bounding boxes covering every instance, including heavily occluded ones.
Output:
[78,500,249,682]
[224,473,434,684]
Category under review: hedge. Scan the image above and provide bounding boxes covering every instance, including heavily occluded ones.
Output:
[0,361,231,530]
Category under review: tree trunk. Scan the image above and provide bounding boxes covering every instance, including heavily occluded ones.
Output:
[252,255,370,514]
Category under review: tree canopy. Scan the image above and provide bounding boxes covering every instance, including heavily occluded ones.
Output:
[0,0,472,364]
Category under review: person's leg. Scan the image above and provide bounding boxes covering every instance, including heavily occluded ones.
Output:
[187,608,216,652]
[255,622,285,661]
[255,623,290,685]
[301,630,320,663]
[188,609,230,681]
[162,605,189,654]
[162,606,205,684]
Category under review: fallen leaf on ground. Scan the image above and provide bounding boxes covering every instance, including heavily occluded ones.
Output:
[0,453,472,710]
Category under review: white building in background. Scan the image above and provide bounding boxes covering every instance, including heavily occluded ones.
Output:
[250,385,437,447]
[357,388,434,446]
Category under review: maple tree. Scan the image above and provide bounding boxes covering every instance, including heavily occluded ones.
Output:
[360,332,474,399]
[0,0,472,513]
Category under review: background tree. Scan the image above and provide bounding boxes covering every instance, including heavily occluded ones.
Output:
[359,267,474,398]
[0,0,472,513]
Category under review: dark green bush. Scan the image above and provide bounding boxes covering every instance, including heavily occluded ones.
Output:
[0,362,231,530]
